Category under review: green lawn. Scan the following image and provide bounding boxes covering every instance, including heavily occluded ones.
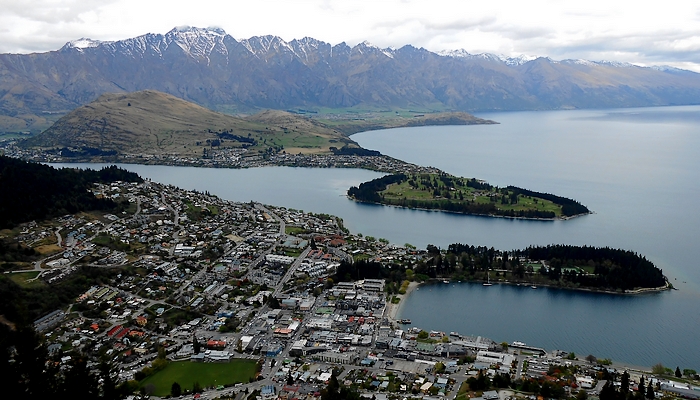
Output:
[353,253,371,262]
[381,173,563,216]
[285,226,309,235]
[8,271,44,288]
[455,381,470,400]
[270,134,327,149]
[283,248,303,258]
[140,359,258,397]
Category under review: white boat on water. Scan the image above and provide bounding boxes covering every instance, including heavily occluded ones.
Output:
[512,341,526,347]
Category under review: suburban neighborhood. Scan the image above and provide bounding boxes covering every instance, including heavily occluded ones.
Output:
[3,179,698,400]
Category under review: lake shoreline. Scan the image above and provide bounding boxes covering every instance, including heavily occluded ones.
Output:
[402,277,673,300]
[347,196,592,221]
[386,281,420,322]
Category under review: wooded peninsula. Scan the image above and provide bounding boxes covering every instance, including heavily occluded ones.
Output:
[347,172,590,219]
[335,243,669,294]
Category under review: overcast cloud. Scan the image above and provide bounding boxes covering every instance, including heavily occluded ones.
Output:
[1,0,699,71]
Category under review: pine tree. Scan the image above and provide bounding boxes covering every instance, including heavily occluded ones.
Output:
[193,336,201,354]
[171,382,182,397]
[599,380,616,400]
[621,371,630,395]
[636,376,646,400]
[646,382,655,399]
[100,361,119,400]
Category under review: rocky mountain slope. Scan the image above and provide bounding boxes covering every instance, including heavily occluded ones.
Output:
[2,26,700,132]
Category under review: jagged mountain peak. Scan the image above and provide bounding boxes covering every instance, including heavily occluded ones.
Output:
[239,35,297,58]
[61,38,108,51]
[437,49,472,58]
[439,50,540,66]
[499,54,538,66]
[162,26,229,60]
[289,37,333,63]
[597,60,637,68]
[169,26,227,36]
[561,59,596,66]
[291,36,327,46]
[353,40,395,58]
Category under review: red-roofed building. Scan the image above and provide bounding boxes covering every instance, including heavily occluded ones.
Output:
[329,238,346,247]
[107,325,123,337]
[115,328,130,339]
[282,385,300,393]
[273,328,293,338]
[207,340,226,349]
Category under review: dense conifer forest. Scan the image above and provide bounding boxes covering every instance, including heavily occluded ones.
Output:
[0,156,142,228]
[334,243,666,292]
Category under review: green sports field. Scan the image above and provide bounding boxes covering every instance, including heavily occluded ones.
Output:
[140,359,258,397]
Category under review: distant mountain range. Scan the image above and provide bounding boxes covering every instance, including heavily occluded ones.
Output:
[2,26,700,132]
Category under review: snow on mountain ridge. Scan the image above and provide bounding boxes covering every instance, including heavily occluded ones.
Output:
[500,54,537,66]
[165,27,229,62]
[596,60,636,68]
[354,40,395,58]
[437,49,471,58]
[61,38,110,52]
[55,27,695,74]
[289,37,333,63]
[102,33,170,59]
[438,49,536,65]
[67,38,104,49]
[239,35,300,61]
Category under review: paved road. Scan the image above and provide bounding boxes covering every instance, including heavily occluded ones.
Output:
[272,247,311,297]
[255,204,286,236]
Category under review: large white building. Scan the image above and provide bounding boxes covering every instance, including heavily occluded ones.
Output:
[476,350,515,366]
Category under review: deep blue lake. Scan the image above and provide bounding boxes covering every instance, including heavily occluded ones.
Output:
[53,105,700,370]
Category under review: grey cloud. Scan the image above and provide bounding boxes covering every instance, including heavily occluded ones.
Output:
[373,16,497,32]
[1,35,69,54]
[0,0,119,24]
[466,23,699,66]
[420,16,498,31]
[0,23,114,54]
[488,24,555,40]
[558,31,700,63]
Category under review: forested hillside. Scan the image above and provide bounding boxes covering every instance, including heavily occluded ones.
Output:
[0,156,142,228]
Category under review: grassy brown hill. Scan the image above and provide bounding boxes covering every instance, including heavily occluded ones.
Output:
[243,109,360,154]
[21,90,358,157]
[323,111,497,135]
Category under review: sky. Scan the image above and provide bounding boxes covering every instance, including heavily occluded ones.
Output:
[1,0,700,71]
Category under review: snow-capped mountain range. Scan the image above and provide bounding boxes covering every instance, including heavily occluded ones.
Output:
[61,26,676,71]
[3,26,700,132]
